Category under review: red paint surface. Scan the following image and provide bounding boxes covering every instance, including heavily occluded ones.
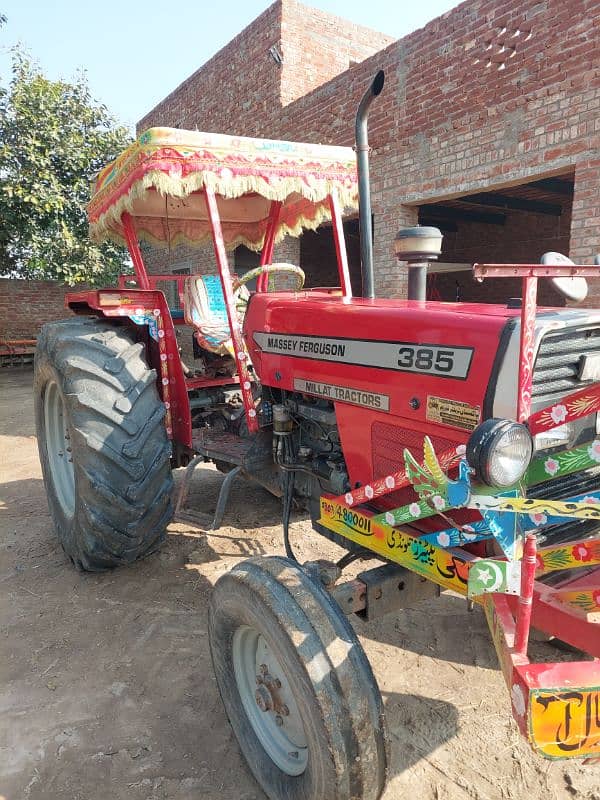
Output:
[205,186,259,433]
[66,289,192,448]
[245,292,516,490]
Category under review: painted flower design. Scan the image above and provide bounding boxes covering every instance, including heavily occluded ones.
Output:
[408,502,421,517]
[528,512,547,526]
[432,495,446,511]
[455,444,467,456]
[385,475,395,489]
[365,485,374,499]
[511,684,526,718]
[572,543,593,562]
[589,441,600,463]
[543,457,560,476]
[344,493,354,506]
[550,404,568,425]
[437,532,451,547]
[385,512,395,526]
[592,589,600,609]
[535,554,544,573]
[462,525,477,541]
[582,495,600,505]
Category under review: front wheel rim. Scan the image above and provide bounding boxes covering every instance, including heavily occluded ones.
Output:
[232,624,308,776]
[43,380,75,518]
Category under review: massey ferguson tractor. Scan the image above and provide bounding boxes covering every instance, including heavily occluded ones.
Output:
[35,71,600,799]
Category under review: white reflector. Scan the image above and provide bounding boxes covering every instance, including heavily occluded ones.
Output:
[541,251,588,303]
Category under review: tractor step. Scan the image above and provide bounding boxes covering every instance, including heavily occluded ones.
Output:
[191,429,271,470]
[176,429,274,530]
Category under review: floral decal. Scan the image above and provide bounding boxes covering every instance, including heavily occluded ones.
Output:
[544,457,560,476]
[535,554,545,573]
[529,512,548,526]
[572,543,594,562]
[432,495,446,511]
[511,684,526,718]
[588,441,600,463]
[550,404,568,425]
[408,502,421,517]
[437,532,450,547]
[462,525,477,541]
[582,495,600,505]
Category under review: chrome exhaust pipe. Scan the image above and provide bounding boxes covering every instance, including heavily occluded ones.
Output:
[355,70,385,299]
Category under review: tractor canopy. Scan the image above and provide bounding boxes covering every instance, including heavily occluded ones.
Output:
[87,127,358,251]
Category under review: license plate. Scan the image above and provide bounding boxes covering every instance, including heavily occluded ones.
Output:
[530,687,600,758]
[579,354,600,381]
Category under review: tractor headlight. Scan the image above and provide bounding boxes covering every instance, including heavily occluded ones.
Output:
[467,419,533,488]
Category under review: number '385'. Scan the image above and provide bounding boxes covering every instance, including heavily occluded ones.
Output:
[397,347,455,372]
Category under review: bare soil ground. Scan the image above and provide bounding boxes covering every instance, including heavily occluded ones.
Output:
[1,366,599,800]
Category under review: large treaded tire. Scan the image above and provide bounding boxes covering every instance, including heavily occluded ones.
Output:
[34,317,174,571]
[209,555,388,800]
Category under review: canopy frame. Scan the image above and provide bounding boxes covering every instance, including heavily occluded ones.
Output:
[120,188,353,433]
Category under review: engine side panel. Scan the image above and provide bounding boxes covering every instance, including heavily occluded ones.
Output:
[244,292,514,487]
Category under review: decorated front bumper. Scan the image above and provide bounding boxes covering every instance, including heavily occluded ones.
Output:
[317,384,600,760]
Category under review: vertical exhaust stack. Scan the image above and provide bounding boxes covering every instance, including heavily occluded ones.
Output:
[355,70,385,299]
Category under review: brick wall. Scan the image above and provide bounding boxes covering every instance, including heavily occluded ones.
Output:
[138,0,393,136]
[279,0,394,106]
[138,3,283,136]
[0,278,75,340]
[138,0,599,304]
[269,0,599,298]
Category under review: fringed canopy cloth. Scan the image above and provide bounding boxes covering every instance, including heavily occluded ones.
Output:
[88,128,359,251]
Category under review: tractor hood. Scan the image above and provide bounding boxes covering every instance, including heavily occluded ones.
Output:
[244,292,600,491]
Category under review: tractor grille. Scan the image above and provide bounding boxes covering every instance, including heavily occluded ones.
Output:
[532,323,600,407]
[371,423,457,510]
[530,324,600,549]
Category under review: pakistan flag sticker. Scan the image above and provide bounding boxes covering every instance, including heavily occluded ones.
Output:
[467,559,521,598]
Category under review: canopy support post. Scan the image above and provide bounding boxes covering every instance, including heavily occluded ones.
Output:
[329,190,352,298]
[257,201,282,292]
[517,276,538,422]
[205,186,258,434]
[122,213,150,290]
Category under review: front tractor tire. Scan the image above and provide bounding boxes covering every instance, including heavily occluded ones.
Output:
[34,318,174,571]
[209,556,388,800]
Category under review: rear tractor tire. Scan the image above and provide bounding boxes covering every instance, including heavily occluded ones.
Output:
[208,555,388,800]
[34,318,174,571]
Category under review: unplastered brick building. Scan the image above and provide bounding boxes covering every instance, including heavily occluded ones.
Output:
[138,0,600,306]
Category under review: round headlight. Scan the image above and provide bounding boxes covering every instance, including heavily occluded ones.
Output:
[467,419,533,488]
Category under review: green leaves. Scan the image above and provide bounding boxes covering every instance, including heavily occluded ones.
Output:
[0,49,133,285]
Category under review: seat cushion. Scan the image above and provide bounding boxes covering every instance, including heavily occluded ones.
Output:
[183,275,248,356]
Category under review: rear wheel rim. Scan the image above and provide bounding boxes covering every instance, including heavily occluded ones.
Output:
[44,380,75,518]
[232,624,308,776]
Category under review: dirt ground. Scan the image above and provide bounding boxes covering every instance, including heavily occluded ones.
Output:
[1,366,599,800]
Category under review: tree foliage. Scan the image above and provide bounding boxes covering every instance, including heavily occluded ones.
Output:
[0,50,133,285]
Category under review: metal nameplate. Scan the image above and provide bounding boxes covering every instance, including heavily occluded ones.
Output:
[254,332,474,379]
[426,395,481,430]
[293,378,390,411]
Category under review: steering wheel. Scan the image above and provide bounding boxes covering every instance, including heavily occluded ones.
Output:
[232,263,305,293]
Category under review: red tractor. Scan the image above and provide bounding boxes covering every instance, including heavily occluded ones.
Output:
[35,72,600,799]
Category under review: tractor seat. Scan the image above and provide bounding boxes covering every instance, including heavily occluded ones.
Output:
[183,274,249,357]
